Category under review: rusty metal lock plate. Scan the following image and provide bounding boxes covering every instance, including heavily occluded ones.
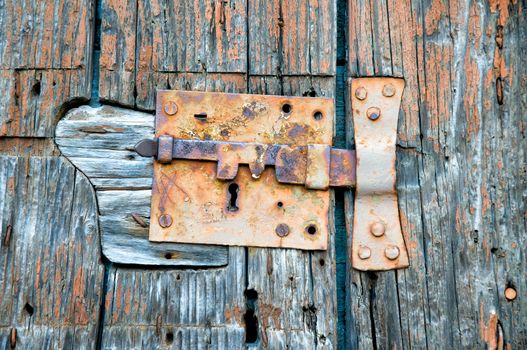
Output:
[150,91,335,250]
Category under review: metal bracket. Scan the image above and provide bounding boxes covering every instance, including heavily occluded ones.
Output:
[350,77,409,271]
[135,85,409,270]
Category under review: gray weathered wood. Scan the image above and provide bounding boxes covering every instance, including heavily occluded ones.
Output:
[346,0,527,349]
[56,105,229,267]
[0,0,93,137]
[0,155,104,349]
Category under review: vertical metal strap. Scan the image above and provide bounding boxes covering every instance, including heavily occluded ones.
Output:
[351,77,409,271]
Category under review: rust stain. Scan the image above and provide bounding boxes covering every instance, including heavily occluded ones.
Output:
[224,305,242,324]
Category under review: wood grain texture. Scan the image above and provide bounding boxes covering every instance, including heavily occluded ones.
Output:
[100,248,246,349]
[100,0,247,109]
[347,0,526,348]
[0,155,104,349]
[95,1,338,348]
[56,105,229,267]
[0,0,93,137]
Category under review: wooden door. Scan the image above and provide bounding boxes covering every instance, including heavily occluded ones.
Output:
[0,0,525,349]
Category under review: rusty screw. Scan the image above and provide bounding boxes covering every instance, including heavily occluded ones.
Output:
[505,287,517,301]
[159,214,173,228]
[367,107,381,121]
[355,86,367,100]
[164,101,178,116]
[384,245,400,260]
[358,246,371,260]
[382,84,396,97]
[370,222,385,237]
[275,223,290,237]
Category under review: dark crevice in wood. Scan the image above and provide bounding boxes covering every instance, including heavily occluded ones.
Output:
[95,258,111,350]
[244,288,259,345]
[89,0,102,108]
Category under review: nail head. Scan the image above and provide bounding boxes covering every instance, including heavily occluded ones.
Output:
[355,87,367,100]
[370,222,386,237]
[164,101,178,115]
[382,84,396,97]
[159,214,173,228]
[384,245,400,260]
[358,246,371,260]
[367,107,381,121]
[505,287,517,301]
[275,223,290,237]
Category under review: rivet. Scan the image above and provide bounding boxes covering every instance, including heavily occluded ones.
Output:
[358,246,371,260]
[382,84,396,97]
[370,222,385,237]
[367,107,381,121]
[275,223,290,237]
[384,245,400,260]
[164,101,178,115]
[159,214,173,228]
[505,287,517,301]
[355,87,367,100]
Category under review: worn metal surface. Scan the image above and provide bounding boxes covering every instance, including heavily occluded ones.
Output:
[149,90,334,250]
[135,138,356,188]
[350,77,409,271]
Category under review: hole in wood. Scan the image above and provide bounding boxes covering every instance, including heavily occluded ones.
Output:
[23,303,34,316]
[164,253,172,259]
[165,331,174,345]
[194,113,208,121]
[244,289,259,344]
[277,201,283,208]
[306,224,317,235]
[31,81,41,96]
[227,183,239,212]
[319,258,325,266]
[281,103,292,114]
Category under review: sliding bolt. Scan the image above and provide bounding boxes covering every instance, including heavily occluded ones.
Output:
[370,222,385,237]
[164,101,178,115]
[355,87,367,100]
[382,84,396,97]
[358,246,371,259]
[367,107,381,121]
[275,223,290,237]
[159,214,173,228]
[384,246,400,260]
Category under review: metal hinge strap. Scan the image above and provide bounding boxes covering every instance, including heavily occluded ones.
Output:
[135,137,356,189]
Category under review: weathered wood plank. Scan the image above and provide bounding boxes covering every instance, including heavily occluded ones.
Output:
[56,105,229,267]
[100,0,248,109]
[0,0,93,137]
[0,155,104,349]
[347,0,526,349]
[100,248,246,349]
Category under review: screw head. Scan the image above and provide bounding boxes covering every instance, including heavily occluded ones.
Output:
[382,84,396,97]
[164,101,178,115]
[275,223,290,237]
[159,214,173,228]
[367,107,381,121]
[355,87,367,100]
[370,222,386,237]
[358,246,371,260]
[505,287,517,301]
[384,245,400,260]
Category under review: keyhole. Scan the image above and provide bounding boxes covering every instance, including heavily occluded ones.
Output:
[227,183,239,211]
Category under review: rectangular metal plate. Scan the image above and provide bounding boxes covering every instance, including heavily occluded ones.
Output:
[150,91,334,250]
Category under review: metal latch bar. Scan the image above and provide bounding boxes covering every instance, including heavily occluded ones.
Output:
[135,137,356,189]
